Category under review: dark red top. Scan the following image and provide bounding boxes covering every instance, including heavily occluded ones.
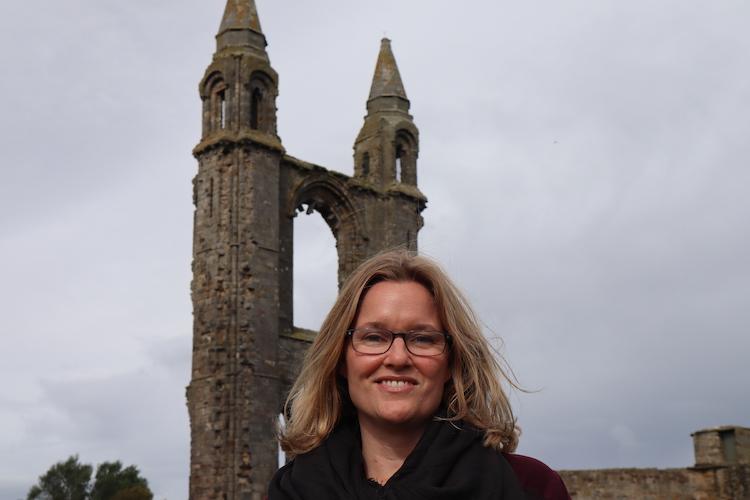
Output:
[502,453,571,500]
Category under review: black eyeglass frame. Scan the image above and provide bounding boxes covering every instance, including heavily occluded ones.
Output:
[345,328,453,356]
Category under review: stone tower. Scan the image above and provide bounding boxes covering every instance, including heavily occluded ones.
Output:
[186,1,427,498]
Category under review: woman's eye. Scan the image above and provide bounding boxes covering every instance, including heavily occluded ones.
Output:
[411,333,438,345]
[361,332,389,343]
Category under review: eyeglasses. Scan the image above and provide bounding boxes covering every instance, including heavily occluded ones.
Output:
[346,327,452,356]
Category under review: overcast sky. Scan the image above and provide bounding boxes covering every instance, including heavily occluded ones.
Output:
[2,0,749,498]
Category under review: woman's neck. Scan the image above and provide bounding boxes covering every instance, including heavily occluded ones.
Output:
[358,418,427,485]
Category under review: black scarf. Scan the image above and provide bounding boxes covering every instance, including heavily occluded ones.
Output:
[269,417,527,500]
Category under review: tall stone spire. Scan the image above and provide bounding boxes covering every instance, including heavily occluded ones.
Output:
[219,0,262,34]
[368,38,408,101]
[216,0,267,54]
[366,38,410,116]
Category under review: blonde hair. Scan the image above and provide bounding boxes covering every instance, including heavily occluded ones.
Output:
[279,249,519,457]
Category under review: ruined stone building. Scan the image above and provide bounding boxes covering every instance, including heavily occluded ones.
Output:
[186,2,749,499]
[561,426,750,499]
[186,0,425,498]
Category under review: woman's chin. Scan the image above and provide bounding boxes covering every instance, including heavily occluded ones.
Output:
[365,407,431,430]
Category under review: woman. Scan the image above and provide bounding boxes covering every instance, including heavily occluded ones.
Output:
[270,250,570,499]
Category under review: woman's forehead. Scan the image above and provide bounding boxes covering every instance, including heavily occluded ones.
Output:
[355,280,442,329]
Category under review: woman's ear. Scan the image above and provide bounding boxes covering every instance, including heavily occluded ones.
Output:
[338,358,347,379]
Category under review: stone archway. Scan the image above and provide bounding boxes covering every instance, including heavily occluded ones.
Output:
[290,175,367,287]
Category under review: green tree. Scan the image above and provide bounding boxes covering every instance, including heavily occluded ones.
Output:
[90,462,152,500]
[110,485,152,500]
[27,455,92,500]
[27,456,153,500]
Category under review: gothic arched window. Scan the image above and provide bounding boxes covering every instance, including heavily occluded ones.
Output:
[205,74,228,133]
[201,72,229,136]
[394,131,417,185]
[247,72,276,134]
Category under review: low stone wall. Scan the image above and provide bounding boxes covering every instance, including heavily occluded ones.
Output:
[559,465,750,500]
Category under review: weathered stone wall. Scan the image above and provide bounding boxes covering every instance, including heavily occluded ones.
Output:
[724,465,750,499]
[560,426,750,500]
[560,465,750,500]
[277,329,315,403]
[560,467,719,500]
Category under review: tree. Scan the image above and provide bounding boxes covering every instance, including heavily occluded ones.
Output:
[110,485,152,500]
[90,462,152,500]
[27,455,92,500]
[27,456,153,500]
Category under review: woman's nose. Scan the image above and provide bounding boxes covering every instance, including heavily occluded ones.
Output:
[384,337,411,365]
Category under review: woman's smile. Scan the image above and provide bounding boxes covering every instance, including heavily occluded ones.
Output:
[376,377,417,392]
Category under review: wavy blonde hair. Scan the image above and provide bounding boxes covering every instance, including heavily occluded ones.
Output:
[279,249,519,457]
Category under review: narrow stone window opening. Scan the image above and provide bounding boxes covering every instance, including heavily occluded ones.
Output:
[219,90,227,129]
[251,88,263,130]
[361,153,370,178]
[395,145,404,183]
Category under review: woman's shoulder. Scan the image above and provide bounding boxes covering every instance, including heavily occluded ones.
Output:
[501,453,571,500]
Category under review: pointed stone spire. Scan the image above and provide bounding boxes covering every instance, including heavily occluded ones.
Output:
[219,0,262,34]
[368,38,408,101]
[216,0,267,54]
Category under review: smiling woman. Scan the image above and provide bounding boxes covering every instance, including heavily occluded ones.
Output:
[270,250,570,499]
[343,281,451,464]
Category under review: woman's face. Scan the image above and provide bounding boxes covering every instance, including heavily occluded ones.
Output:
[341,280,451,432]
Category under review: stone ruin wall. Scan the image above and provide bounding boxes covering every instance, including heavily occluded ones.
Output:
[560,466,750,500]
[560,427,750,499]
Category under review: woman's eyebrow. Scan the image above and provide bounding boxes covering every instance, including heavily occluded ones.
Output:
[357,322,441,331]
[407,323,442,331]
[356,321,387,328]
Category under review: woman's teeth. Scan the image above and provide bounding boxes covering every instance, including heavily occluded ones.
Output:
[381,380,410,387]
